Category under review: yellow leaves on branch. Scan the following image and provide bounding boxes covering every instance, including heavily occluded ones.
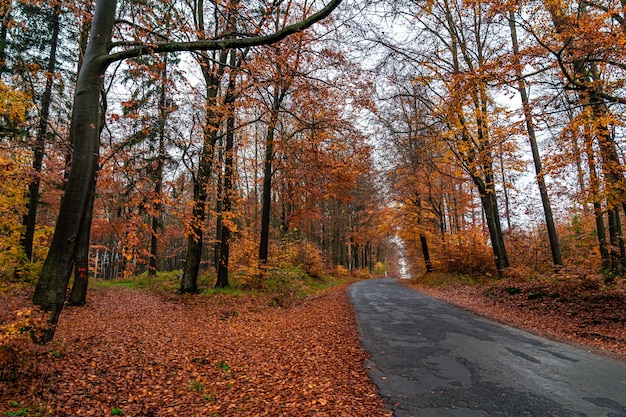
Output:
[0,150,30,277]
[1,308,36,342]
[0,284,49,355]
[0,80,30,124]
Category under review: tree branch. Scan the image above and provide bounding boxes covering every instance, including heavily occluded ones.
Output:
[104,0,342,66]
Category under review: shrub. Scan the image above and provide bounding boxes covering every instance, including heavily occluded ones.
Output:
[0,284,49,381]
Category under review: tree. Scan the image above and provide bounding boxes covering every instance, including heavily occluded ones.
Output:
[0,80,31,277]
[535,0,626,274]
[20,3,62,264]
[215,50,239,289]
[406,0,511,275]
[31,0,344,341]
[507,9,562,269]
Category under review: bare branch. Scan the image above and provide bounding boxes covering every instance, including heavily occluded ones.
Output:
[104,0,342,66]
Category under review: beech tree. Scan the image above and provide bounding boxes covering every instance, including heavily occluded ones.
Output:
[394,0,511,275]
[508,9,562,269]
[523,0,626,274]
[32,0,344,342]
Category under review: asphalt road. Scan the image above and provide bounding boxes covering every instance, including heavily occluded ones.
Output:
[349,278,626,417]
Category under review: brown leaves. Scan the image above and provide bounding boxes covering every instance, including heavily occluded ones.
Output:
[0,286,391,416]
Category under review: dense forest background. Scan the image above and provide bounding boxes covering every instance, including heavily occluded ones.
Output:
[1,0,626,313]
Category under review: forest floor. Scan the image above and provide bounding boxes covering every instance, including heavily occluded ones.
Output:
[404,272,626,359]
[0,280,391,417]
[2,272,625,417]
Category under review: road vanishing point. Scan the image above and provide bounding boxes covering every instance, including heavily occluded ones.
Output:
[349,278,626,417]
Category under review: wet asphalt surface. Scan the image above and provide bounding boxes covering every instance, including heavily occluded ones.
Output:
[348,278,626,417]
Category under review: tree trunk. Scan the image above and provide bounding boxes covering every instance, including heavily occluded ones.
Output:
[215,113,234,288]
[420,234,434,273]
[583,124,611,270]
[215,46,240,289]
[68,180,96,306]
[0,9,10,75]
[474,174,509,276]
[179,50,228,294]
[508,10,562,268]
[21,4,61,262]
[258,90,284,266]
[214,151,223,271]
[32,0,116,342]
[498,149,512,230]
[588,91,626,274]
[577,63,626,273]
[149,55,168,276]
[547,0,625,274]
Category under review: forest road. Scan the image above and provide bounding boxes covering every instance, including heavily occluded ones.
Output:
[348,278,626,417]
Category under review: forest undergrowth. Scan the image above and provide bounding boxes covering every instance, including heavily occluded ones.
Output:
[406,271,626,358]
[0,272,391,417]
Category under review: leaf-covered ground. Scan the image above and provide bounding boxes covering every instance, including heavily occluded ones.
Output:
[405,274,626,358]
[1,285,391,417]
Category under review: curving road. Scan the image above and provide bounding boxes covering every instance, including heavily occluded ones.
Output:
[349,278,626,417]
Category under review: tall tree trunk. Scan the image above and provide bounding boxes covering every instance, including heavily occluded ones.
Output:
[583,124,611,271]
[215,110,234,288]
[547,0,625,274]
[476,69,509,276]
[443,2,508,276]
[498,149,512,230]
[215,42,242,289]
[21,4,61,262]
[474,175,509,276]
[215,54,238,288]
[179,50,228,294]
[149,55,168,276]
[0,8,10,76]
[258,90,284,266]
[32,0,117,342]
[508,10,562,268]
[577,63,626,273]
[67,59,107,305]
[214,141,224,270]
[415,196,434,272]
[64,13,93,305]
[258,125,274,266]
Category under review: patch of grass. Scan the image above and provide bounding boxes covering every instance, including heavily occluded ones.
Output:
[505,286,521,295]
[217,360,230,372]
[111,407,124,415]
[5,404,48,417]
[93,270,223,294]
[203,391,217,402]
[93,279,140,289]
[203,286,244,297]
[261,267,341,301]
[7,408,29,417]
[189,378,204,392]
[92,265,349,306]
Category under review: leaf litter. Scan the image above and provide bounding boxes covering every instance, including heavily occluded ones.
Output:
[1,285,392,416]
